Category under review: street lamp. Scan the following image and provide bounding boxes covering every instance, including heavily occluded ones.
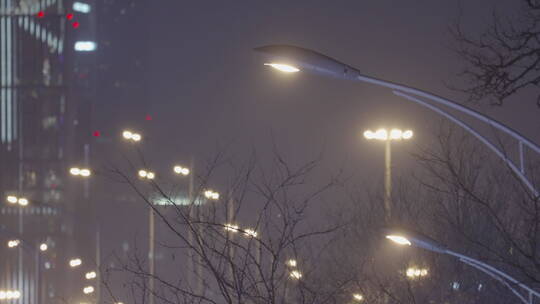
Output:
[384,227,540,303]
[224,223,239,233]
[406,267,428,279]
[0,290,21,300]
[254,45,540,197]
[122,130,142,142]
[39,243,48,252]
[352,293,364,301]
[204,190,220,200]
[290,270,302,280]
[173,165,190,176]
[83,286,94,294]
[364,128,413,220]
[138,170,155,180]
[6,195,29,206]
[70,167,92,177]
[69,258,82,267]
[85,271,97,280]
[7,240,20,248]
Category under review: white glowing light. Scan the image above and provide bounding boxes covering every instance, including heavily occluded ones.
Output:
[122,130,133,139]
[18,198,28,206]
[224,223,239,233]
[402,130,414,140]
[374,129,388,140]
[6,196,18,204]
[390,129,403,140]
[73,2,91,13]
[39,243,48,251]
[131,133,141,142]
[70,167,81,175]
[264,63,300,73]
[74,41,97,52]
[286,259,297,267]
[290,270,302,279]
[353,293,364,301]
[386,235,411,246]
[146,172,155,180]
[138,170,148,178]
[244,229,258,238]
[69,258,82,267]
[363,130,375,140]
[174,166,190,176]
[0,290,21,300]
[83,286,94,294]
[80,169,91,177]
[7,240,20,248]
[85,271,97,279]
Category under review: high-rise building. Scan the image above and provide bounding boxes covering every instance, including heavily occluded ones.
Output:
[0,0,97,303]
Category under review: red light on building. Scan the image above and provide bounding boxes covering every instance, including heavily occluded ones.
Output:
[66,13,74,20]
[145,115,152,121]
[92,131,101,137]
[37,11,45,18]
[72,21,80,29]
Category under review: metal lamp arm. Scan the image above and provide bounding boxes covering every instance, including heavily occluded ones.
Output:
[445,250,540,303]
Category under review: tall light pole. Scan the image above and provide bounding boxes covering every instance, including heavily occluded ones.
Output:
[364,129,413,220]
[385,228,540,303]
[253,45,540,197]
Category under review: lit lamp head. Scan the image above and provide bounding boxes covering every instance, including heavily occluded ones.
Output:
[383,227,447,254]
[364,128,413,141]
[254,45,361,80]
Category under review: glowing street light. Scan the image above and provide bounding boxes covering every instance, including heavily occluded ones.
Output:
[39,243,48,251]
[138,170,155,180]
[0,290,21,300]
[17,197,28,206]
[122,130,142,142]
[6,196,17,204]
[243,228,258,238]
[6,195,29,206]
[263,63,300,73]
[290,270,302,280]
[224,223,239,233]
[204,190,220,200]
[85,271,97,279]
[83,286,94,294]
[352,293,364,301]
[384,227,540,303]
[70,167,91,177]
[7,240,20,248]
[286,259,297,268]
[173,165,190,176]
[406,267,429,279]
[69,258,82,267]
[363,128,413,221]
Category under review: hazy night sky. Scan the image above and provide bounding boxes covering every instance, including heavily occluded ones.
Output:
[95,0,539,275]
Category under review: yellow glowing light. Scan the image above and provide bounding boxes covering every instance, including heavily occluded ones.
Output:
[80,169,91,177]
[70,167,81,175]
[353,293,364,301]
[264,63,300,73]
[363,130,375,140]
[138,170,148,178]
[244,229,258,238]
[69,258,82,267]
[83,286,94,294]
[390,129,403,140]
[18,198,28,206]
[122,130,132,139]
[7,240,20,248]
[286,259,297,267]
[6,195,18,204]
[224,223,239,233]
[146,172,155,179]
[131,133,141,142]
[174,165,190,176]
[290,270,302,279]
[402,130,413,140]
[386,235,411,246]
[85,271,97,279]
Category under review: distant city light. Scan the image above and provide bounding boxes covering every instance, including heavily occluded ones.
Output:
[243,228,258,238]
[17,198,28,206]
[92,131,101,137]
[173,165,190,176]
[39,243,48,251]
[204,190,219,200]
[74,41,97,52]
[353,293,364,301]
[70,167,91,177]
[36,11,45,18]
[364,128,413,141]
[122,130,141,142]
[66,13,74,20]
[286,259,297,267]
[72,21,80,29]
[290,270,302,280]
[386,235,411,246]
[0,290,21,300]
[7,240,20,248]
[85,271,97,279]
[73,2,92,13]
[6,196,18,204]
[224,223,239,233]
[69,258,82,267]
[406,267,429,279]
[83,286,94,294]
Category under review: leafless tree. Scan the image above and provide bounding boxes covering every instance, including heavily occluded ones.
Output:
[101,148,350,304]
[452,0,540,107]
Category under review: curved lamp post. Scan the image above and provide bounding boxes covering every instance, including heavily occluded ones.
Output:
[254,45,540,197]
[384,228,540,303]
